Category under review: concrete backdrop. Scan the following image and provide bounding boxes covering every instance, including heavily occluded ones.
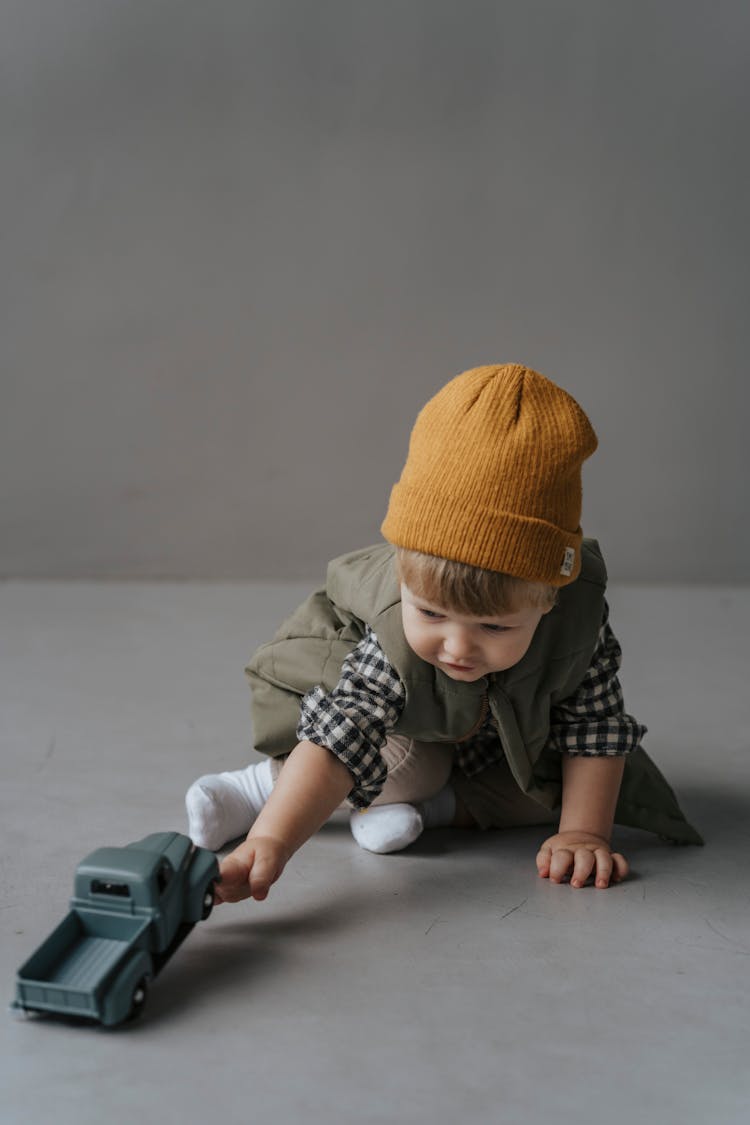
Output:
[1,0,748,581]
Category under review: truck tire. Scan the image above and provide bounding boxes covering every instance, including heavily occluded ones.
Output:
[127,977,148,1022]
[101,952,153,1027]
[201,880,217,920]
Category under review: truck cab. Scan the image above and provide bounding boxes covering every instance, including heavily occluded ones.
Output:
[73,833,203,951]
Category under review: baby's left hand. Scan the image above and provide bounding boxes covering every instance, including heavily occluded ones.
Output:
[536,831,629,889]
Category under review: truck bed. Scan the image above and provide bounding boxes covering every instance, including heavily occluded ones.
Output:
[15,910,151,1018]
[45,934,133,990]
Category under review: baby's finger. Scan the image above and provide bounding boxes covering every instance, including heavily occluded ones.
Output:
[215,850,255,902]
[536,845,553,877]
[548,848,574,884]
[248,852,279,901]
[610,852,630,883]
[570,849,596,889]
[219,852,250,887]
[213,883,234,904]
[593,848,614,889]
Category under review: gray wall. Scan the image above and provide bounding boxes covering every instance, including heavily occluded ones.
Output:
[2,0,748,581]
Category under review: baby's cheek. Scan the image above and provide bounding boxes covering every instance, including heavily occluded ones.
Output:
[406,630,432,663]
[512,635,535,663]
[495,637,529,669]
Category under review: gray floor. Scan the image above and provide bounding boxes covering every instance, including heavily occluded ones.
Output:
[2,579,749,1125]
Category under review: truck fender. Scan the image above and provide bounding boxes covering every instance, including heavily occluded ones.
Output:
[184,847,220,923]
[101,950,154,1027]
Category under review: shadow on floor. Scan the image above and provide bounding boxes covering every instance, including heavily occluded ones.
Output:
[142,780,740,1027]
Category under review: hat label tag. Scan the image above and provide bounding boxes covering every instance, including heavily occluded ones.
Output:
[560,548,576,577]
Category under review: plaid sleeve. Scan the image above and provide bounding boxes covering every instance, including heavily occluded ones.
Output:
[547,600,647,756]
[295,628,405,809]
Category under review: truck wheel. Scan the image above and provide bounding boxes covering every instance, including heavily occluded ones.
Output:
[201,880,217,920]
[127,977,148,1021]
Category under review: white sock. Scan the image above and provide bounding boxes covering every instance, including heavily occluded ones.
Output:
[349,803,424,854]
[185,757,275,850]
[349,785,456,854]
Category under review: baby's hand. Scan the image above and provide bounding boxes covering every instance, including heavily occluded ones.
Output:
[536,831,629,889]
[215,835,292,904]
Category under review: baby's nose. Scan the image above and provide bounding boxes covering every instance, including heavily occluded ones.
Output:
[443,628,475,658]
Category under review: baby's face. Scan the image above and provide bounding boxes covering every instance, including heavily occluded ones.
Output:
[400,584,550,681]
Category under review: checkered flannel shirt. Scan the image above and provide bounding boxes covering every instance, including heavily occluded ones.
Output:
[296,600,646,809]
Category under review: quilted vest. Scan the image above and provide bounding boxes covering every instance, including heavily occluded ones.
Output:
[246,541,702,845]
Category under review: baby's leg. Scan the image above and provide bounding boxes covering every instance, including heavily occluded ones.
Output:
[450,758,559,830]
[187,738,457,854]
[185,757,276,850]
[349,737,455,854]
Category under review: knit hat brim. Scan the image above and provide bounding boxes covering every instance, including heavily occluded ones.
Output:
[382,481,584,586]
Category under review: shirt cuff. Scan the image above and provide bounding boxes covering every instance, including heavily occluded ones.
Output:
[296,686,390,807]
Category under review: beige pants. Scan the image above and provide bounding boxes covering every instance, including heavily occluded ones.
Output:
[271,737,558,828]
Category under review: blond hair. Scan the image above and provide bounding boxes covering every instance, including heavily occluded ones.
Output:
[395,548,557,616]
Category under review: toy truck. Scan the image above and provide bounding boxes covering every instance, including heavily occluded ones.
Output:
[13,832,219,1027]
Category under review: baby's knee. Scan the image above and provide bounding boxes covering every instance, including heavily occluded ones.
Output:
[374,737,453,805]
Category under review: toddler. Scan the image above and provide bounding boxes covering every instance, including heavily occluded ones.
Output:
[186,364,701,903]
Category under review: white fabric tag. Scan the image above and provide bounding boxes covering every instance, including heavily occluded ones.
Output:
[560,547,576,577]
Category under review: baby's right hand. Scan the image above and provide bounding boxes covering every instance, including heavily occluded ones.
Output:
[215,835,292,904]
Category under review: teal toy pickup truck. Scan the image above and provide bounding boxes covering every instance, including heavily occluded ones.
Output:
[13,832,219,1027]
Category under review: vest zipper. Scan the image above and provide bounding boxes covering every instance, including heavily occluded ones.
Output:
[452,691,490,743]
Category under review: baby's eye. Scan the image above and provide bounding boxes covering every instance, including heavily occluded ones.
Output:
[481,624,510,633]
[418,608,444,619]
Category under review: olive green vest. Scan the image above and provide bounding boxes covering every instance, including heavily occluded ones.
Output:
[246,541,702,845]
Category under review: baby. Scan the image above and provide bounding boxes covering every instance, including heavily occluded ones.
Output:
[186,364,701,903]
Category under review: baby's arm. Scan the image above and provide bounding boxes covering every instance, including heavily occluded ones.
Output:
[536,755,629,888]
[218,628,402,902]
[216,740,353,903]
[535,603,642,889]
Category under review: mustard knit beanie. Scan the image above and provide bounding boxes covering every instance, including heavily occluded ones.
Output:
[381,364,598,586]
